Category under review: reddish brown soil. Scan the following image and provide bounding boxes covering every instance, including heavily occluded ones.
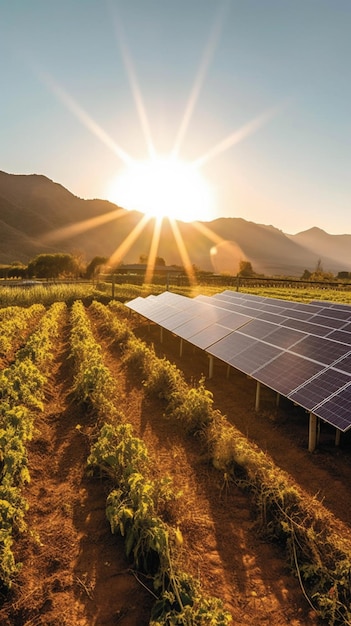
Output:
[2,304,351,625]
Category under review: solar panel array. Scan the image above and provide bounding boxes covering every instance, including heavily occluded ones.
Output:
[126,290,351,432]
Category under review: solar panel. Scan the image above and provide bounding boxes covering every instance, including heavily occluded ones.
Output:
[254,352,324,396]
[234,304,265,317]
[229,342,283,375]
[281,317,334,336]
[258,303,288,314]
[173,316,216,340]
[308,314,348,329]
[207,332,257,362]
[289,334,351,366]
[219,311,253,330]
[257,311,289,324]
[208,299,246,314]
[127,290,351,433]
[125,296,147,312]
[318,307,351,321]
[333,353,351,375]
[264,326,307,349]
[238,319,276,339]
[195,301,246,324]
[139,303,179,323]
[311,301,351,314]
[340,322,351,332]
[161,310,195,331]
[187,324,234,350]
[326,329,351,345]
[314,383,351,431]
[281,308,313,321]
[289,368,350,411]
[295,303,324,313]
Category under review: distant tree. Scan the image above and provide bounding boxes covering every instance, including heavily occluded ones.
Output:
[337,271,350,280]
[71,249,86,278]
[138,254,166,266]
[301,260,334,282]
[86,256,108,279]
[7,263,26,278]
[238,260,254,277]
[27,253,79,279]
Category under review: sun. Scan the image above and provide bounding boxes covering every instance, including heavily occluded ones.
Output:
[107,155,214,222]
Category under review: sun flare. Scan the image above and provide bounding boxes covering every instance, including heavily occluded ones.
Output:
[107,155,214,222]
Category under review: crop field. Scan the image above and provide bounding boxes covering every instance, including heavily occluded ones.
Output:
[1,286,351,625]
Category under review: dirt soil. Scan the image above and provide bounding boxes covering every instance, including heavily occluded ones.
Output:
[1,305,351,625]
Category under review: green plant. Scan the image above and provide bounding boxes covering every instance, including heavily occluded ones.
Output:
[170,377,214,434]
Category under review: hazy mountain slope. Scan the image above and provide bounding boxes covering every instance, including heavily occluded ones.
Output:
[289,227,351,272]
[0,171,348,275]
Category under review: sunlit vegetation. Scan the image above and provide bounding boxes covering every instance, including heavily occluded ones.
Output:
[0,302,66,587]
[69,300,118,420]
[69,300,231,624]
[0,283,102,308]
[0,304,45,357]
[2,278,351,309]
[243,285,351,304]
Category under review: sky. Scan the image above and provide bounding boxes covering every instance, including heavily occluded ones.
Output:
[1,0,350,235]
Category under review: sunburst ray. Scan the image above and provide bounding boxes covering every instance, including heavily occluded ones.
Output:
[169,219,196,285]
[40,208,127,243]
[110,10,156,158]
[145,217,163,284]
[192,101,289,169]
[172,2,229,158]
[108,213,152,267]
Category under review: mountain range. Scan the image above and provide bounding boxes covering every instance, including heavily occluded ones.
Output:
[1,170,350,277]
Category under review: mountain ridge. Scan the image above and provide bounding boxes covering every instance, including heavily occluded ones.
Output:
[1,170,350,276]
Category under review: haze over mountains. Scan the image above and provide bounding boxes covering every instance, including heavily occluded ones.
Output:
[0,170,350,277]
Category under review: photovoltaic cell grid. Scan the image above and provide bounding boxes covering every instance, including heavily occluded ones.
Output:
[254,352,325,396]
[229,342,283,376]
[289,368,350,411]
[126,291,351,431]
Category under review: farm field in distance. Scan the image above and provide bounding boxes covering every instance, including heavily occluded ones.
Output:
[1,284,351,625]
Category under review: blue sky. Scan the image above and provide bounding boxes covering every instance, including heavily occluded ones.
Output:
[1,0,350,234]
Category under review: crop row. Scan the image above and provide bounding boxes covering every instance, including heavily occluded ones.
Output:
[70,300,231,625]
[0,302,66,588]
[94,300,351,626]
[0,304,45,358]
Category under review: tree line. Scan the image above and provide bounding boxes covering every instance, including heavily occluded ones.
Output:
[0,254,108,280]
